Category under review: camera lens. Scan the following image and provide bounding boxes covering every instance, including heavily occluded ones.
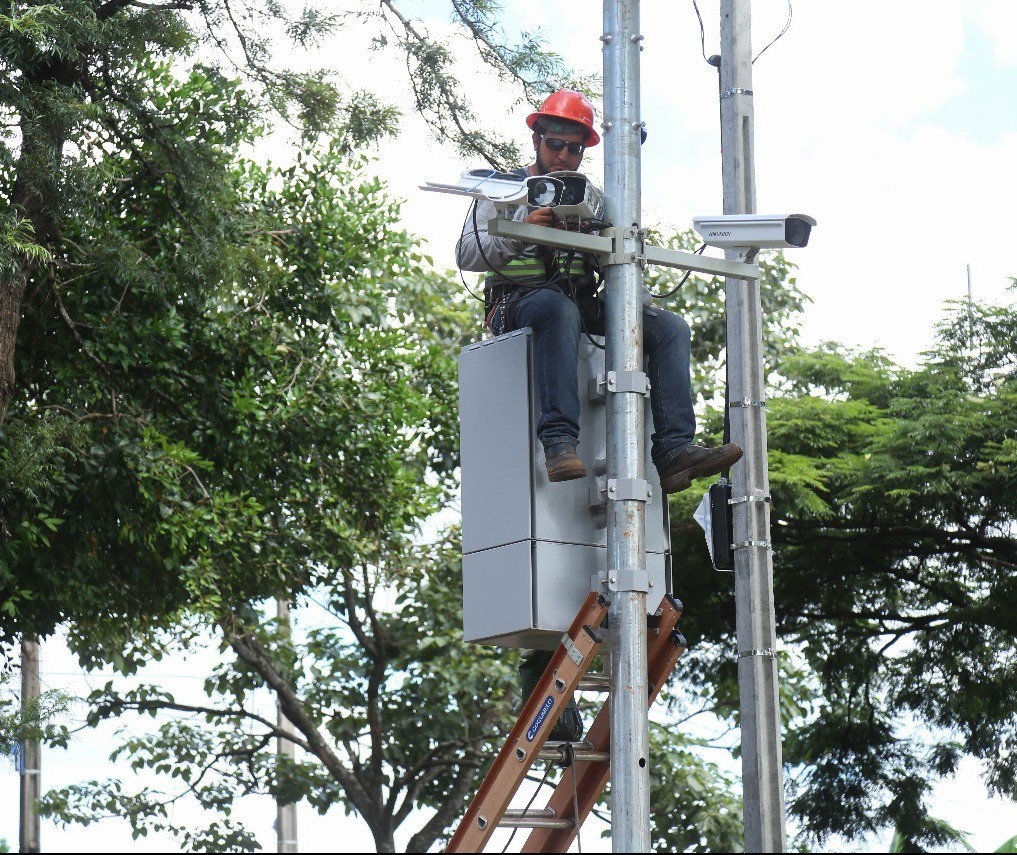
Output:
[784,217,812,247]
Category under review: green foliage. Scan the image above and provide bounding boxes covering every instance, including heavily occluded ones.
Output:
[644,724,744,852]
[0,44,470,656]
[643,226,811,401]
[0,680,72,752]
[996,833,1017,853]
[669,293,1017,849]
[40,530,519,853]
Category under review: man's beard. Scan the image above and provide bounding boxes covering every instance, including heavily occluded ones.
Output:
[535,151,554,175]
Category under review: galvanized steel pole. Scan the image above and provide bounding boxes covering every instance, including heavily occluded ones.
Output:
[20,636,41,853]
[602,1,651,851]
[275,598,299,853]
[718,0,787,850]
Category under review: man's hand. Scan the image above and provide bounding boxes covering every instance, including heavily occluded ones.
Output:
[523,207,562,229]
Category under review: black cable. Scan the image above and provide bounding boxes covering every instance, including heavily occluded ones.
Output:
[692,0,792,67]
[645,244,708,299]
[753,0,793,64]
[691,0,711,65]
[500,761,556,853]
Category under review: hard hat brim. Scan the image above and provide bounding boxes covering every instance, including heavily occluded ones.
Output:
[526,111,601,147]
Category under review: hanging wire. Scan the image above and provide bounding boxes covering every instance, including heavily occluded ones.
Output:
[499,762,556,853]
[692,0,793,66]
[691,0,711,65]
[646,244,708,299]
[753,0,793,64]
[570,756,583,853]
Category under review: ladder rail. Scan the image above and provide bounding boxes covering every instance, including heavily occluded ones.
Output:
[519,595,686,854]
[445,591,609,853]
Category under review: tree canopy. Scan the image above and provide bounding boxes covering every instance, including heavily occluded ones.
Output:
[668,292,1017,850]
[5,2,1017,852]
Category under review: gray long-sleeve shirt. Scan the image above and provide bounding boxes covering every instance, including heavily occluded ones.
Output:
[455,197,534,274]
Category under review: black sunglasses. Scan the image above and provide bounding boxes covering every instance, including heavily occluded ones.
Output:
[541,135,585,156]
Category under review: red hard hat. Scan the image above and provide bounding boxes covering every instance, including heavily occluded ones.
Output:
[526,89,600,147]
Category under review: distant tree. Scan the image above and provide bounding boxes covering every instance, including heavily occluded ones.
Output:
[667,293,1017,850]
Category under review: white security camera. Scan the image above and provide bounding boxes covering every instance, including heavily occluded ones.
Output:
[692,213,816,249]
[544,171,606,221]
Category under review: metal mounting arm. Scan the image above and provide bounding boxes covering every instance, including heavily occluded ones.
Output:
[487,218,760,280]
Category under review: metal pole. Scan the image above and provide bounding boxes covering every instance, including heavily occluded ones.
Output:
[602,1,651,851]
[19,636,41,854]
[275,598,298,853]
[967,263,974,346]
[718,0,787,850]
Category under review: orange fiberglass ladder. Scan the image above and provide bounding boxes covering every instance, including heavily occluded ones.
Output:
[445,590,687,853]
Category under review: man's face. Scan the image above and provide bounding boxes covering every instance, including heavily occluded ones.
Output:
[533,128,587,175]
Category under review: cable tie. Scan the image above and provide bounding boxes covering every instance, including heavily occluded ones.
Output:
[738,648,776,659]
[728,494,771,506]
[731,539,771,550]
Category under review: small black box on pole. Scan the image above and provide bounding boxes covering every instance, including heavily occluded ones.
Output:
[709,481,734,571]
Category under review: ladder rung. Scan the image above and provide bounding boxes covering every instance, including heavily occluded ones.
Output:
[577,674,610,691]
[538,741,609,763]
[501,809,574,830]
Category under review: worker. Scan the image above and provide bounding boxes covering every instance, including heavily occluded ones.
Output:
[456,89,743,743]
[456,88,743,489]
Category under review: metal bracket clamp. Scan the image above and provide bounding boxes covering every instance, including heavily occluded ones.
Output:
[728,494,771,506]
[732,539,771,550]
[607,566,651,593]
[602,225,641,267]
[590,477,652,508]
[589,370,650,401]
[729,398,767,409]
[560,633,584,666]
[738,648,776,660]
[721,87,754,99]
[608,478,651,502]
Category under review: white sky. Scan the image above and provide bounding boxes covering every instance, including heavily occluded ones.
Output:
[4,2,1017,852]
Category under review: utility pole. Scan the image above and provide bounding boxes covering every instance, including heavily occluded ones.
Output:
[275,598,298,854]
[602,1,651,851]
[718,0,787,850]
[19,636,41,854]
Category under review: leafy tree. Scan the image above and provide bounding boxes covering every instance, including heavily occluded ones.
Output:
[40,532,519,853]
[0,0,587,427]
[668,292,1017,850]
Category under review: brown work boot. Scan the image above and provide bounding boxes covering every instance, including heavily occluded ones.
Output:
[658,442,743,494]
[544,442,587,482]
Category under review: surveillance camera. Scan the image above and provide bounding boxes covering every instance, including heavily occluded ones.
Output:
[545,171,606,221]
[526,175,564,208]
[692,213,817,249]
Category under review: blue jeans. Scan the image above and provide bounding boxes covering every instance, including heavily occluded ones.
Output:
[497,287,696,471]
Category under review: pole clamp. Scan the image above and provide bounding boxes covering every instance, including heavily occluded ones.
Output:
[728,494,771,506]
[607,478,651,502]
[721,87,754,99]
[732,539,771,550]
[603,225,641,267]
[590,476,652,509]
[591,370,650,399]
[729,398,767,409]
[738,648,776,659]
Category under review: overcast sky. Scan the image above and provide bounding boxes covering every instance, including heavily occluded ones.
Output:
[384,0,1017,368]
[4,2,1017,852]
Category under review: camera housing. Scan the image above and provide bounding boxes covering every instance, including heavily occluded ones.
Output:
[692,213,816,249]
[542,171,606,221]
